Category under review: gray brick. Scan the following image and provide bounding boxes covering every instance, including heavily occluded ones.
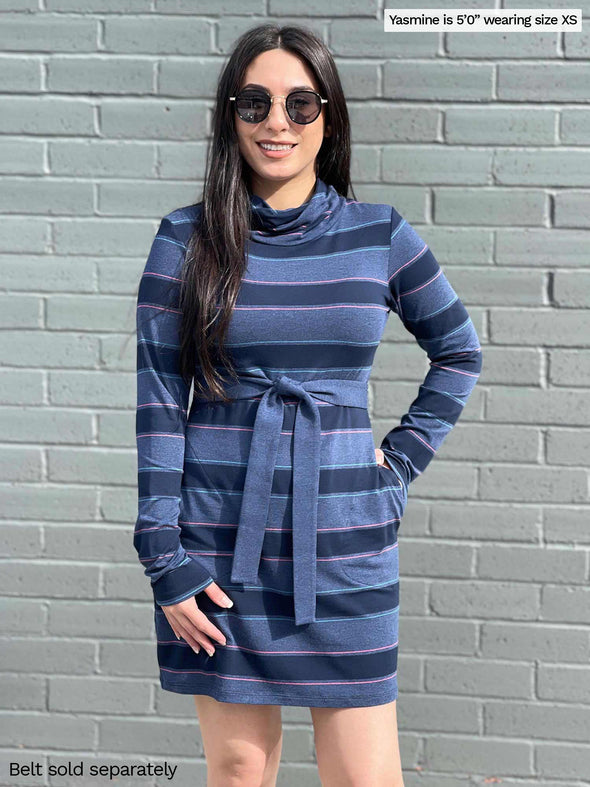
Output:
[100,98,209,140]
[400,618,478,655]
[490,310,590,346]
[554,270,590,306]
[47,0,151,10]
[561,108,590,144]
[478,544,586,583]
[496,228,590,267]
[536,743,590,780]
[49,676,151,714]
[481,622,589,662]
[541,585,590,623]
[0,56,41,92]
[480,465,588,503]
[401,543,474,578]
[0,562,100,599]
[403,695,479,733]
[494,149,590,187]
[554,191,590,228]
[0,638,96,674]
[448,30,559,58]
[431,503,541,542]
[349,104,439,143]
[384,61,493,99]
[424,735,532,776]
[0,713,96,749]
[0,96,95,135]
[48,600,151,638]
[485,700,590,742]
[544,507,590,544]
[0,177,94,215]
[48,56,154,94]
[499,63,590,101]
[0,139,44,174]
[425,657,533,698]
[547,427,590,466]
[158,57,222,97]
[430,580,540,619]
[445,107,556,145]
[382,146,492,185]
[538,664,590,703]
[50,140,156,177]
[99,717,203,755]
[435,187,547,225]
[335,21,438,58]
[0,675,45,710]
[0,14,98,52]
[104,17,209,55]
[98,180,198,216]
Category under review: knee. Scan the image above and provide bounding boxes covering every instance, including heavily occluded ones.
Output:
[210,747,274,787]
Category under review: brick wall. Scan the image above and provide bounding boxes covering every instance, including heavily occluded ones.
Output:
[1,2,589,785]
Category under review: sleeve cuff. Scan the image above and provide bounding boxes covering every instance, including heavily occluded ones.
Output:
[152,556,215,607]
[380,447,412,490]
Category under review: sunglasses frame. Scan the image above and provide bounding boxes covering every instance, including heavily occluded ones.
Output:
[229,89,328,125]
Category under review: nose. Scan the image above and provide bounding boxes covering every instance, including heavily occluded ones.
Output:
[265,96,291,127]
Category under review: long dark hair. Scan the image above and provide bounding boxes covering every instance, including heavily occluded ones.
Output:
[177,24,355,402]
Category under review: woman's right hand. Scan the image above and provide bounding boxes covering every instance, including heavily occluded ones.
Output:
[160,581,233,657]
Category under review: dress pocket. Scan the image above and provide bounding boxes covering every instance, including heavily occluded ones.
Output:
[377,461,408,520]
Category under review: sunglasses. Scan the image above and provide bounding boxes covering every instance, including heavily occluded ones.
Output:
[230,89,328,125]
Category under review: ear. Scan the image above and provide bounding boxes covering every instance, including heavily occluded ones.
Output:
[324,124,332,138]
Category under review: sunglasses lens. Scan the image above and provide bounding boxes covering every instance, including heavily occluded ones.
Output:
[234,91,322,124]
[235,91,270,123]
[286,92,321,124]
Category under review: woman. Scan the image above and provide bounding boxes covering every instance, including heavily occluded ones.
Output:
[134,23,482,787]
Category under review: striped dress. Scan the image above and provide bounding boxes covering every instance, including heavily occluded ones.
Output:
[134,177,482,708]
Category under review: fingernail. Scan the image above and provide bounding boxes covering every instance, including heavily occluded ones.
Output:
[221,596,233,607]
[207,648,215,656]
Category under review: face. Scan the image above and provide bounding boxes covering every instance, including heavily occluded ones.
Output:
[233,49,331,196]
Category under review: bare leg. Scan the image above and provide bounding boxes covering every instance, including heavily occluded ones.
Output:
[310,699,404,787]
[194,695,283,787]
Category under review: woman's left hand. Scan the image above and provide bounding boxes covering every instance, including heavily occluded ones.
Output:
[375,448,386,466]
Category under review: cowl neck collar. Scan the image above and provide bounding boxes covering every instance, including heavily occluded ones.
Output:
[249,177,345,246]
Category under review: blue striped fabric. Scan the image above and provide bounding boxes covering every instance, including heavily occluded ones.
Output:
[134,177,482,707]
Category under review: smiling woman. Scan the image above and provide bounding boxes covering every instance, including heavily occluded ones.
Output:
[133,21,482,787]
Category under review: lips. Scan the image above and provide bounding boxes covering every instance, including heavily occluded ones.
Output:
[256,142,297,148]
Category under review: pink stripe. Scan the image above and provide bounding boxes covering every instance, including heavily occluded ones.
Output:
[408,428,435,453]
[401,267,442,297]
[242,276,388,285]
[143,271,181,283]
[137,402,182,410]
[158,639,398,656]
[388,243,428,284]
[186,542,398,564]
[137,432,184,440]
[234,304,388,312]
[137,303,181,315]
[188,424,373,435]
[179,515,400,530]
[160,667,397,687]
[431,362,480,378]
[179,515,401,530]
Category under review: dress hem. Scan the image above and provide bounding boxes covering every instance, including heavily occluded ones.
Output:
[160,674,398,708]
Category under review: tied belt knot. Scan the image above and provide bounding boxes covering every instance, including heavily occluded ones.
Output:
[201,374,369,626]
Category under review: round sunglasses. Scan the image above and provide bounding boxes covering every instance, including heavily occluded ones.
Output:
[229,89,328,125]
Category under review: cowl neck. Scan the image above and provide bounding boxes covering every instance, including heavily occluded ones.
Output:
[249,177,345,246]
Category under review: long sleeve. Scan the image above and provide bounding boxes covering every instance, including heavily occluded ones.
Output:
[134,216,214,606]
[380,207,483,487]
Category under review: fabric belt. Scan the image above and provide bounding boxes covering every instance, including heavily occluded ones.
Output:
[195,374,369,626]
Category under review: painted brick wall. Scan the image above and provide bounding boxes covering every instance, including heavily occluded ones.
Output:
[1,2,589,785]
